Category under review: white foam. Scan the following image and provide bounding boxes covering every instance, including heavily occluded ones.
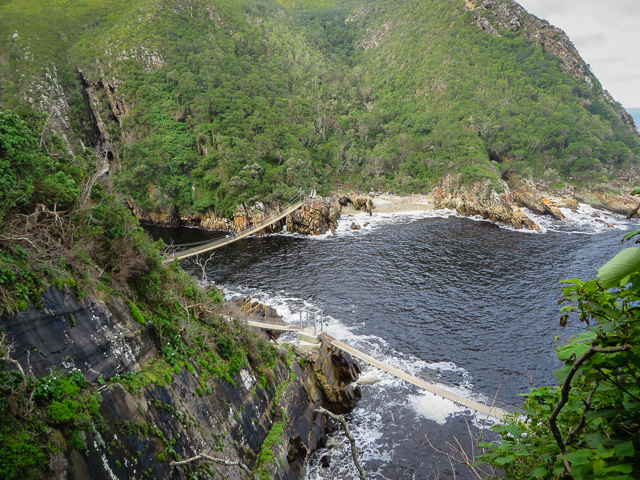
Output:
[408,391,465,425]
[222,285,501,479]
[522,203,633,235]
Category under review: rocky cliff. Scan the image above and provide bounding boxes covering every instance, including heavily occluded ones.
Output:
[0,286,361,480]
[467,0,637,132]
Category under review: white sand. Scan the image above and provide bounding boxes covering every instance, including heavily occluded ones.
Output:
[341,194,435,214]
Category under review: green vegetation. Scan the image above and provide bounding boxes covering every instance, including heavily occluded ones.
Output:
[127,300,147,326]
[0,369,102,480]
[254,407,287,480]
[0,0,638,220]
[478,236,640,478]
[0,109,283,478]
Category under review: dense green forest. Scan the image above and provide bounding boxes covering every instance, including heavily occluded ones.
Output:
[0,109,283,479]
[1,0,638,217]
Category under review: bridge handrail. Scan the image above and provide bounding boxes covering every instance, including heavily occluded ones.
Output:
[164,191,307,261]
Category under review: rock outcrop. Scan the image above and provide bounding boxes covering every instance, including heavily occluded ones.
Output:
[511,182,565,220]
[286,198,341,235]
[0,287,361,480]
[227,296,287,327]
[338,195,374,215]
[311,345,362,414]
[432,183,540,230]
[0,286,158,382]
[573,190,640,216]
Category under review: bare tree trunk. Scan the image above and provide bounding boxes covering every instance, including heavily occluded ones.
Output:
[170,453,253,477]
[315,408,366,480]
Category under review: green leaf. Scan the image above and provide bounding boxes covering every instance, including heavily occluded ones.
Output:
[622,401,640,411]
[596,463,633,474]
[614,441,635,458]
[558,342,591,361]
[622,229,640,241]
[598,248,640,289]
[563,451,590,466]
[630,188,640,195]
[592,322,619,333]
[493,456,514,466]
[573,331,597,343]
[530,467,548,478]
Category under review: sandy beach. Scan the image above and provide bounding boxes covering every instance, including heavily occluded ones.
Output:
[341,193,435,214]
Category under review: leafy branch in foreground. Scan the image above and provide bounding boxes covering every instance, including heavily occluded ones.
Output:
[477,246,640,479]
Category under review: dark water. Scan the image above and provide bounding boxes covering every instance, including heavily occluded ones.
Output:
[144,207,635,479]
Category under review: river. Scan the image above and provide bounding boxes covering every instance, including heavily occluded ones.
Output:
[144,203,637,479]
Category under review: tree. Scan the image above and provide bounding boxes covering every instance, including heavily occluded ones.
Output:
[477,238,640,478]
[0,110,79,220]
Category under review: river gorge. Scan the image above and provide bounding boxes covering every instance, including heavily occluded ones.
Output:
[143,203,638,479]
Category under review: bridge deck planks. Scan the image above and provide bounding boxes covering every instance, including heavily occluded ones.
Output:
[246,320,300,331]
[319,333,508,420]
[165,200,305,261]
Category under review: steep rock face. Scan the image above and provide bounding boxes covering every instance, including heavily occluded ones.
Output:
[77,68,122,166]
[511,182,565,220]
[286,199,341,235]
[0,287,157,382]
[0,287,360,480]
[74,345,353,480]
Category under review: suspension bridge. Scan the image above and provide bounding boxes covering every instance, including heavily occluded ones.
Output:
[163,191,309,262]
[246,311,510,421]
[164,191,510,420]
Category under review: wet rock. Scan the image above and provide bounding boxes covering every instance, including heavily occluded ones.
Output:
[312,344,362,414]
[513,190,565,220]
[595,218,614,228]
[548,195,579,212]
[350,222,361,230]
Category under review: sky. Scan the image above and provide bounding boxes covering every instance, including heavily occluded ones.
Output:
[516,0,640,108]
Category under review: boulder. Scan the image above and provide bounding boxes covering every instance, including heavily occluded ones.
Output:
[312,344,362,414]
[287,199,342,235]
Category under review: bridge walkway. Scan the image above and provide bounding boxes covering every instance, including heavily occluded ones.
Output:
[240,319,509,420]
[164,195,306,262]
[319,333,509,420]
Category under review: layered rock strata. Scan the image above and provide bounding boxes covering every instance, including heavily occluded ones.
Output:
[0,287,361,480]
[432,185,540,230]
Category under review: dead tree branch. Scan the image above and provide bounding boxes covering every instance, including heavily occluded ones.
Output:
[170,454,253,477]
[194,253,214,283]
[315,407,366,480]
[0,332,33,417]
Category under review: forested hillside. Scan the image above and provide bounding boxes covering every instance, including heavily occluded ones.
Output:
[1,0,638,218]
